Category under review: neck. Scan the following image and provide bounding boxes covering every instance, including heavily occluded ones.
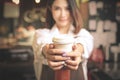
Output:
[56,24,70,34]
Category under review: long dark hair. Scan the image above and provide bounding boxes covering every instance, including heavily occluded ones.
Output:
[45,0,83,34]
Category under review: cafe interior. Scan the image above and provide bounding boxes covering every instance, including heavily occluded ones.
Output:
[0,0,120,80]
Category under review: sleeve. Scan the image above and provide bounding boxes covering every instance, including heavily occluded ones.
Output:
[75,29,94,59]
[32,29,50,80]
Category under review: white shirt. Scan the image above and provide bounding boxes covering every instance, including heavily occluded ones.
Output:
[32,24,94,80]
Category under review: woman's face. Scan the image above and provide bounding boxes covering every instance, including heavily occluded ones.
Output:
[51,0,72,28]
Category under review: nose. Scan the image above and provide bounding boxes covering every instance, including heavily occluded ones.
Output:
[61,9,66,17]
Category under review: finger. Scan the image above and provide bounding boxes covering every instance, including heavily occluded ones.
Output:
[65,58,79,70]
[48,49,65,55]
[47,60,65,70]
[66,64,78,70]
[65,59,78,66]
[63,51,81,57]
[72,44,77,50]
[49,44,55,48]
[43,44,63,55]
[47,54,70,61]
[48,60,65,67]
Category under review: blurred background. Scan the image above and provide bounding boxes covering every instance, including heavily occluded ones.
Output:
[0,0,120,80]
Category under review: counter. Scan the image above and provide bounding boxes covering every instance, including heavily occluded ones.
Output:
[0,45,35,80]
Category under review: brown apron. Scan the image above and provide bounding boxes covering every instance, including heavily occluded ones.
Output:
[40,63,85,80]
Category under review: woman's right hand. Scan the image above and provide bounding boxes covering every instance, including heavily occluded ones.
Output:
[42,44,69,70]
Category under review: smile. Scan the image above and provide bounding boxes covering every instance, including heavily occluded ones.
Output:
[60,19,68,22]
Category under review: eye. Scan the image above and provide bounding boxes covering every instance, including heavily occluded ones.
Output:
[54,6,60,10]
[65,6,70,11]
[66,7,70,10]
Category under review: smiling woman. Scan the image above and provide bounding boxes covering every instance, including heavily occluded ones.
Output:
[32,0,93,80]
[50,0,72,33]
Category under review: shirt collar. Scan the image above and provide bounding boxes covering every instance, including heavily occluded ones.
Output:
[50,24,75,35]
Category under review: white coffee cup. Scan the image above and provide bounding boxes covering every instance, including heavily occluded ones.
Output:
[52,35,75,52]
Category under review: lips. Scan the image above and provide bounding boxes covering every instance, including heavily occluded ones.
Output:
[59,19,68,22]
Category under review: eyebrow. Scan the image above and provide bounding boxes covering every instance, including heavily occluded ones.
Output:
[52,4,69,9]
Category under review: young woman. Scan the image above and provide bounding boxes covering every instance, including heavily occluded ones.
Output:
[32,0,94,80]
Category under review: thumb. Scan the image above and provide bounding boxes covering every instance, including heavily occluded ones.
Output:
[49,44,55,49]
[72,44,77,51]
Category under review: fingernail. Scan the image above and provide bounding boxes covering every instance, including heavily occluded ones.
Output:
[62,53,67,57]
[66,57,70,60]
[62,61,65,64]
[63,63,67,66]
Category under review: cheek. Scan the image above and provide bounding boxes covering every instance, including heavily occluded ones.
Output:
[68,12,72,18]
[52,12,59,21]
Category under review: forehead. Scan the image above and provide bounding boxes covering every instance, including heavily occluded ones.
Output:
[52,0,68,7]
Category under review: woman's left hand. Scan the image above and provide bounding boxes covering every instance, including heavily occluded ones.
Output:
[64,44,84,70]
